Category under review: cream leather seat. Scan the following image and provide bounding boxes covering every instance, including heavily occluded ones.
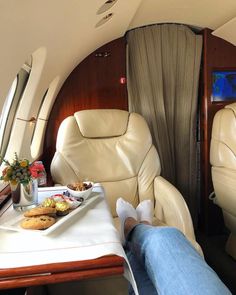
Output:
[210,103,236,260]
[51,109,201,253]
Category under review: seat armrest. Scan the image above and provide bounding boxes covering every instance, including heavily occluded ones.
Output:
[154,176,196,241]
[154,176,203,255]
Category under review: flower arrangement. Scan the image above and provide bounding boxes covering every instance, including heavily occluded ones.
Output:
[0,152,45,186]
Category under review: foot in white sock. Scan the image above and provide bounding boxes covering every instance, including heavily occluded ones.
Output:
[116,198,137,243]
[136,200,153,224]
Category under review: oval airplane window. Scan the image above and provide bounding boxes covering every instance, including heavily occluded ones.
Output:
[0,77,18,157]
[4,47,47,164]
[31,76,60,160]
[0,61,31,159]
[30,88,48,145]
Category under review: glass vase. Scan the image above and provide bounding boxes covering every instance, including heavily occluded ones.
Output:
[10,179,38,211]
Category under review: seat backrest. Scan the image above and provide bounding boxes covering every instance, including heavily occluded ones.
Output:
[210,103,236,215]
[51,109,161,216]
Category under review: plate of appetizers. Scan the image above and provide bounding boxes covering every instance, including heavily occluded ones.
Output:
[0,187,100,235]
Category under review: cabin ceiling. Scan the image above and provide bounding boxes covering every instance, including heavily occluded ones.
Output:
[130,0,236,31]
[0,0,236,110]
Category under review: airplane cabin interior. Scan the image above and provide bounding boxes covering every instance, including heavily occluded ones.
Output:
[0,1,235,294]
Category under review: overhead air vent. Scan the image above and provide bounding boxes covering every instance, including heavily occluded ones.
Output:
[95,13,113,28]
[97,0,118,15]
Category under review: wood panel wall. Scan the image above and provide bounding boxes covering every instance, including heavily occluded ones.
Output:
[200,28,236,233]
[43,37,128,176]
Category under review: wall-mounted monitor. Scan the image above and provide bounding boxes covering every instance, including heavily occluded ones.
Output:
[212,69,236,102]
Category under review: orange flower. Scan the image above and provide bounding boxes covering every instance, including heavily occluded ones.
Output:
[20,160,28,167]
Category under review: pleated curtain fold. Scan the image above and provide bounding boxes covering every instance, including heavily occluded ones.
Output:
[126,24,202,224]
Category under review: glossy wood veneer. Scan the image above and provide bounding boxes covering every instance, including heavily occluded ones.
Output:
[0,256,124,289]
[200,28,236,233]
[43,37,128,177]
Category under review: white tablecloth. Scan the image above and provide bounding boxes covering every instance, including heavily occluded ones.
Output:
[0,184,138,294]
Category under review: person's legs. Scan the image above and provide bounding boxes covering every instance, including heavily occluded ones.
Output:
[116,198,157,294]
[116,198,232,295]
[123,215,157,295]
[125,247,157,295]
[127,224,232,295]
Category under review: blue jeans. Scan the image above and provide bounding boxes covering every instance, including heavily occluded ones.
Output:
[125,225,232,295]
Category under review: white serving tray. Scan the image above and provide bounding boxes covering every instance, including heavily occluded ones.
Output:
[0,187,101,236]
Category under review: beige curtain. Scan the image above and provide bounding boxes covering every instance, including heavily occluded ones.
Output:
[126,24,202,224]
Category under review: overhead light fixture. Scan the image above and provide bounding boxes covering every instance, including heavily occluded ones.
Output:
[95,13,113,28]
[97,0,118,15]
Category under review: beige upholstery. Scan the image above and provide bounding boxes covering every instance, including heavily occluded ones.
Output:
[210,103,236,260]
[51,109,201,253]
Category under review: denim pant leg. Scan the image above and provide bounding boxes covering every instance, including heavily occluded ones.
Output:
[125,247,158,295]
[128,224,232,295]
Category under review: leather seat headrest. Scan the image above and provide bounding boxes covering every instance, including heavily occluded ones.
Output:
[74,109,129,138]
[225,102,236,115]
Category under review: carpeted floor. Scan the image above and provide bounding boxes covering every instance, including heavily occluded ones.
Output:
[197,231,236,294]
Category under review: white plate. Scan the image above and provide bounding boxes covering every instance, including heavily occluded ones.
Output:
[0,189,101,236]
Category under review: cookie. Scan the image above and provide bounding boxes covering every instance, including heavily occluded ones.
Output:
[24,206,56,217]
[21,215,56,230]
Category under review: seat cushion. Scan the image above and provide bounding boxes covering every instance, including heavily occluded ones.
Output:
[210,103,236,170]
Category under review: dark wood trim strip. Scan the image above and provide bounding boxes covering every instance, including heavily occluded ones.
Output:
[0,266,124,289]
[0,255,124,278]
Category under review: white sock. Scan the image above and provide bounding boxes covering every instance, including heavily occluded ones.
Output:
[116,198,137,243]
[136,200,153,224]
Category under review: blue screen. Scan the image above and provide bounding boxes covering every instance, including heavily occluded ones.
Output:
[212,71,236,101]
